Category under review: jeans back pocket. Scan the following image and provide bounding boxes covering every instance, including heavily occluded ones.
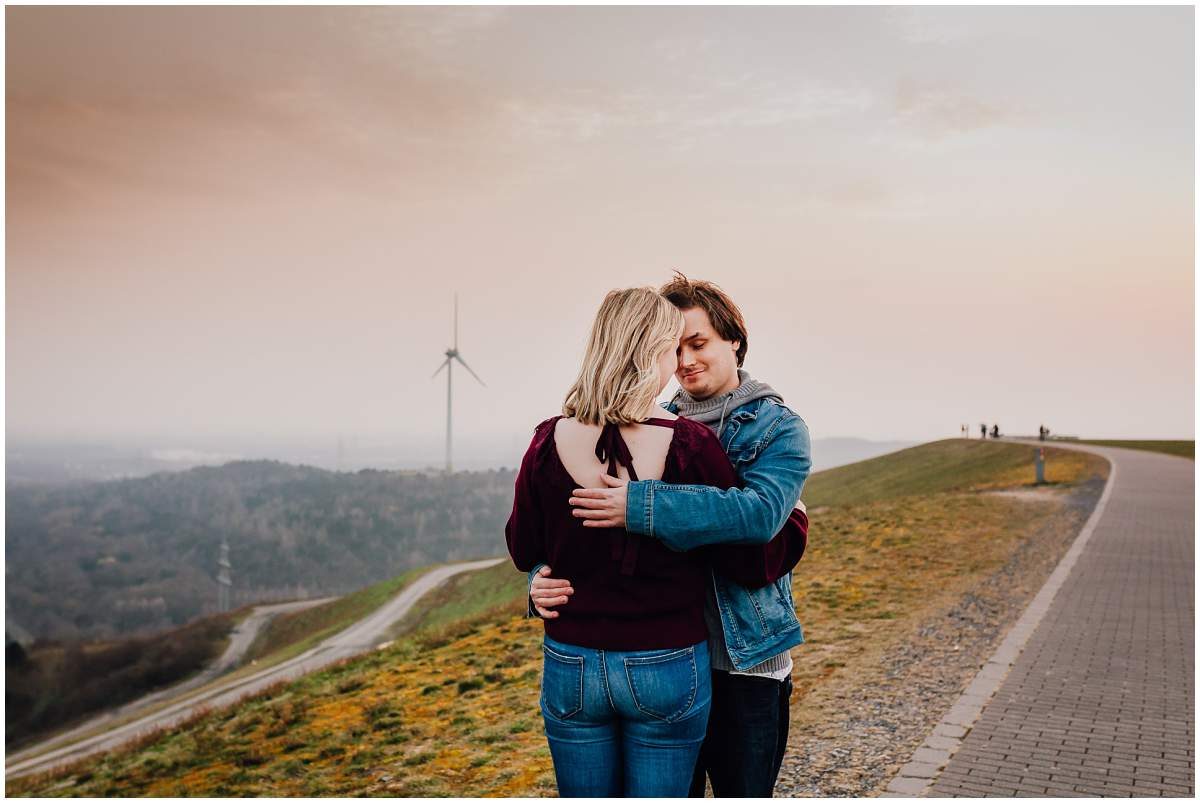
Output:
[541,644,585,720]
[623,646,698,722]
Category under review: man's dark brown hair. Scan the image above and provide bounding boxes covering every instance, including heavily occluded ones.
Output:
[659,272,749,367]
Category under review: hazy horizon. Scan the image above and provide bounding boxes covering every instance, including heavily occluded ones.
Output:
[5,432,923,481]
[7,7,1194,448]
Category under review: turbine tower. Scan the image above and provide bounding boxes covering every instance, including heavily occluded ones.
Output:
[432,293,485,473]
[216,538,232,613]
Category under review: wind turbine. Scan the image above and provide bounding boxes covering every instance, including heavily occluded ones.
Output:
[431,293,485,473]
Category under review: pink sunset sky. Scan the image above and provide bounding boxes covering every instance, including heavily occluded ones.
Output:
[6,6,1194,458]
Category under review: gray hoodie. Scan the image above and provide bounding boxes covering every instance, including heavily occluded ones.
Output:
[669,368,783,436]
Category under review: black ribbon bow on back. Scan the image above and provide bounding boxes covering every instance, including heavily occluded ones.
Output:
[593,422,641,576]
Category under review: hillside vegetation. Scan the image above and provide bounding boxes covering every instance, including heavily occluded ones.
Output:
[9,568,447,760]
[9,440,1110,797]
[6,610,241,749]
[6,462,515,641]
[1071,439,1194,460]
[244,569,430,667]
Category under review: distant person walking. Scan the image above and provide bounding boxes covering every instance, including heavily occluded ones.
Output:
[980,423,988,439]
[991,424,1000,439]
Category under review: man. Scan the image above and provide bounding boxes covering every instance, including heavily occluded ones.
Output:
[531,274,812,797]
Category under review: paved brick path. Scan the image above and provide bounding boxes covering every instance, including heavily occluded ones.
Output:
[891,441,1194,798]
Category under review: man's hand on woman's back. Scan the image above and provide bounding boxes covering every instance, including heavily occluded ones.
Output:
[531,565,574,618]
[569,473,628,527]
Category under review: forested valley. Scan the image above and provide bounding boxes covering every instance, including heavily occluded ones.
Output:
[6,461,517,641]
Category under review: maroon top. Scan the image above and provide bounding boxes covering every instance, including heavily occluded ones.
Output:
[505,414,808,651]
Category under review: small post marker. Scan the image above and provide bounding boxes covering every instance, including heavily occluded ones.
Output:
[1035,447,1045,485]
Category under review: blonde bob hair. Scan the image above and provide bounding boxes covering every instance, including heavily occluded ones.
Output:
[563,287,684,425]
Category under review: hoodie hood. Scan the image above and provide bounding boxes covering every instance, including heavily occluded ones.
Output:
[670,368,783,435]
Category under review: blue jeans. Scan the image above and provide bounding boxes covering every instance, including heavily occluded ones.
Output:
[540,634,712,797]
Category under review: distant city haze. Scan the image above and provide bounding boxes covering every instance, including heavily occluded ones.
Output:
[7,7,1194,454]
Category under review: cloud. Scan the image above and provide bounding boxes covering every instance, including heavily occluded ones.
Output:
[892,79,1011,138]
[885,8,971,46]
[5,7,516,210]
[684,83,874,130]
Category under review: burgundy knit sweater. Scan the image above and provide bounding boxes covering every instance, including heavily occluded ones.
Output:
[505,415,807,651]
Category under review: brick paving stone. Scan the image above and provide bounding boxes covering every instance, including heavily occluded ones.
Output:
[1159,784,1193,795]
[911,747,952,766]
[958,780,1017,796]
[1098,782,1146,795]
[1044,783,1086,796]
[899,761,942,779]
[916,443,1194,797]
[923,735,960,751]
[947,787,986,798]
[1014,782,1052,793]
[884,775,929,796]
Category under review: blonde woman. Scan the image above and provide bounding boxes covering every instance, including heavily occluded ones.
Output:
[505,287,802,797]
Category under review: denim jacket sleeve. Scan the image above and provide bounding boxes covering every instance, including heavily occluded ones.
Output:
[626,413,811,551]
[525,563,546,619]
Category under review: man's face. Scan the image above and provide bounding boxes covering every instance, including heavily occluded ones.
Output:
[675,306,741,400]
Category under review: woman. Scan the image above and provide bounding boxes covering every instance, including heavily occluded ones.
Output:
[505,287,803,797]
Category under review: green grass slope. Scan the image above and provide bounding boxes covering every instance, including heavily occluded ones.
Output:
[1071,439,1194,460]
[386,561,528,642]
[244,568,432,666]
[803,438,1078,508]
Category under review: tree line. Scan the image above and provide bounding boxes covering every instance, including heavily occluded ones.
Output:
[5,461,517,642]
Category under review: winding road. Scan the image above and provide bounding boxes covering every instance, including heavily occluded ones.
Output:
[6,596,334,769]
[6,557,506,780]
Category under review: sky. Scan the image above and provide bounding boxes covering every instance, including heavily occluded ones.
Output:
[6,6,1195,465]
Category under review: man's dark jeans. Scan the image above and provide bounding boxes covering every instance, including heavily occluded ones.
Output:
[689,670,792,797]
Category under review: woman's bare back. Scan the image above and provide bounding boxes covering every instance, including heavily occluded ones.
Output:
[553,411,679,487]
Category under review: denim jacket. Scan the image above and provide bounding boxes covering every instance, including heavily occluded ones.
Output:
[528,396,811,671]
[625,396,811,669]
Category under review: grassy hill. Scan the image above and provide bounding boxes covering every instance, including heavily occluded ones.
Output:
[243,569,431,667]
[6,610,242,750]
[801,437,1089,507]
[9,439,1110,797]
[6,568,461,756]
[1070,439,1194,460]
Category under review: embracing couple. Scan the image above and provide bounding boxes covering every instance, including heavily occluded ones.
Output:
[505,274,811,798]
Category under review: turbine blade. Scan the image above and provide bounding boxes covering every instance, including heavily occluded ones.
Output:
[453,292,459,350]
[455,354,486,387]
[431,358,450,379]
